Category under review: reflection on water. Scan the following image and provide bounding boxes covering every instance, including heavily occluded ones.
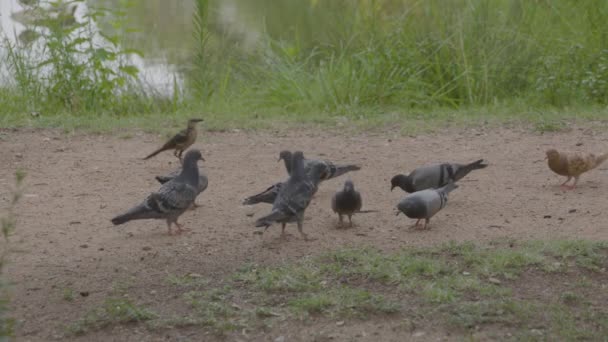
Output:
[0,0,183,97]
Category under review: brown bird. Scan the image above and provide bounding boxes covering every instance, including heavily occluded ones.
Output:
[545,149,608,189]
[144,118,203,161]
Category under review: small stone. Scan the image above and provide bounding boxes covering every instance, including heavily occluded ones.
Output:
[142,246,152,251]
[15,153,23,158]
[543,215,552,219]
[188,273,202,278]
[79,291,89,297]
[488,277,501,285]
[274,336,285,342]
[413,331,426,337]
[568,209,577,213]
[79,244,88,248]
[336,321,345,326]
[150,290,157,295]
[462,271,470,276]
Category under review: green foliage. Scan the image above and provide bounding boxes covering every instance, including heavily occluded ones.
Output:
[0,171,26,340]
[2,0,144,115]
[68,298,156,335]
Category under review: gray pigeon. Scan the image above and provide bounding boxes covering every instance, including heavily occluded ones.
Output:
[255,151,326,240]
[391,159,487,193]
[331,179,362,227]
[111,149,204,235]
[279,150,360,183]
[396,182,458,229]
[242,182,282,205]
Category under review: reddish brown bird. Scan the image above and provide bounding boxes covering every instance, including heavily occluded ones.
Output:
[545,148,608,190]
[144,118,203,161]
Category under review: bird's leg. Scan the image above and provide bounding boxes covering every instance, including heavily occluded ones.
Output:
[338,214,343,227]
[560,176,572,188]
[166,221,173,235]
[414,219,421,228]
[348,215,353,227]
[174,221,191,234]
[280,223,286,238]
[564,176,579,190]
[297,220,308,241]
[423,218,430,230]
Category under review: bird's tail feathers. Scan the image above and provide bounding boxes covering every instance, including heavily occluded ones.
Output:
[465,159,488,171]
[155,175,171,184]
[595,153,608,167]
[328,164,361,179]
[243,184,279,205]
[254,211,288,227]
[111,204,156,225]
[143,147,166,160]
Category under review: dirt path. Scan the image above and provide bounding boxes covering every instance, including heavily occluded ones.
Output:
[1,126,607,341]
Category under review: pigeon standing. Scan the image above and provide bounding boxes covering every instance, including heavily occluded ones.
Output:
[546,149,608,189]
[143,118,203,161]
[331,179,363,227]
[255,151,326,240]
[111,149,204,235]
[279,150,360,183]
[396,182,458,229]
[391,159,487,193]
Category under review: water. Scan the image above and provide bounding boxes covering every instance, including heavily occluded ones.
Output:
[0,0,184,97]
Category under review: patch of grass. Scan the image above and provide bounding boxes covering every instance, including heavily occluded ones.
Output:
[65,240,608,339]
[67,298,156,335]
[166,273,209,288]
[62,288,75,302]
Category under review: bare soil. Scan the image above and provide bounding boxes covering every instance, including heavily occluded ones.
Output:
[1,126,607,341]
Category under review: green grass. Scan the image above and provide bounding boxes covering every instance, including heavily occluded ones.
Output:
[67,298,157,335]
[3,1,608,133]
[64,240,608,339]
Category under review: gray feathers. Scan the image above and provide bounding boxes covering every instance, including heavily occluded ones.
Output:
[279,150,360,183]
[331,179,362,227]
[156,167,208,195]
[242,182,282,205]
[391,159,487,193]
[255,151,326,240]
[111,149,204,234]
[396,182,458,229]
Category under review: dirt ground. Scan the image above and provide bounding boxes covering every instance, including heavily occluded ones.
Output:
[1,125,607,341]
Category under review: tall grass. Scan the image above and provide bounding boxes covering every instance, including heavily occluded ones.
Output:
[2,0,608,126]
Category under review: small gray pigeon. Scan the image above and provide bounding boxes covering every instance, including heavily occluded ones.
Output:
[391,159,487,193]
[242,182,282,205]
[111,149,204,235]
[396,182,458,229]
[279,150,360,183]
[255,151,326,240]
[331,179,362,227]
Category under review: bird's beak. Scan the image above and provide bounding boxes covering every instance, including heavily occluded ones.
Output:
[277,157,282,162]
[200,156,206,161]
[544,156,548,160]
[395,211,400,216]
[391,186,395,191]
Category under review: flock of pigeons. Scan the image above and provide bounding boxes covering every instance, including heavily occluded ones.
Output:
[111,119,608,239]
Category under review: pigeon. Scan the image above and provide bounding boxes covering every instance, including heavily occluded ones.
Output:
[143,118,203,161]
[111,149,204,235]
[255,151,326,240]
[242,182,282,205]
[391,159,487,193]
[331,179,374,227]
[279,150,360,183]
[546,149,608,189]
[396,182,458,229]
